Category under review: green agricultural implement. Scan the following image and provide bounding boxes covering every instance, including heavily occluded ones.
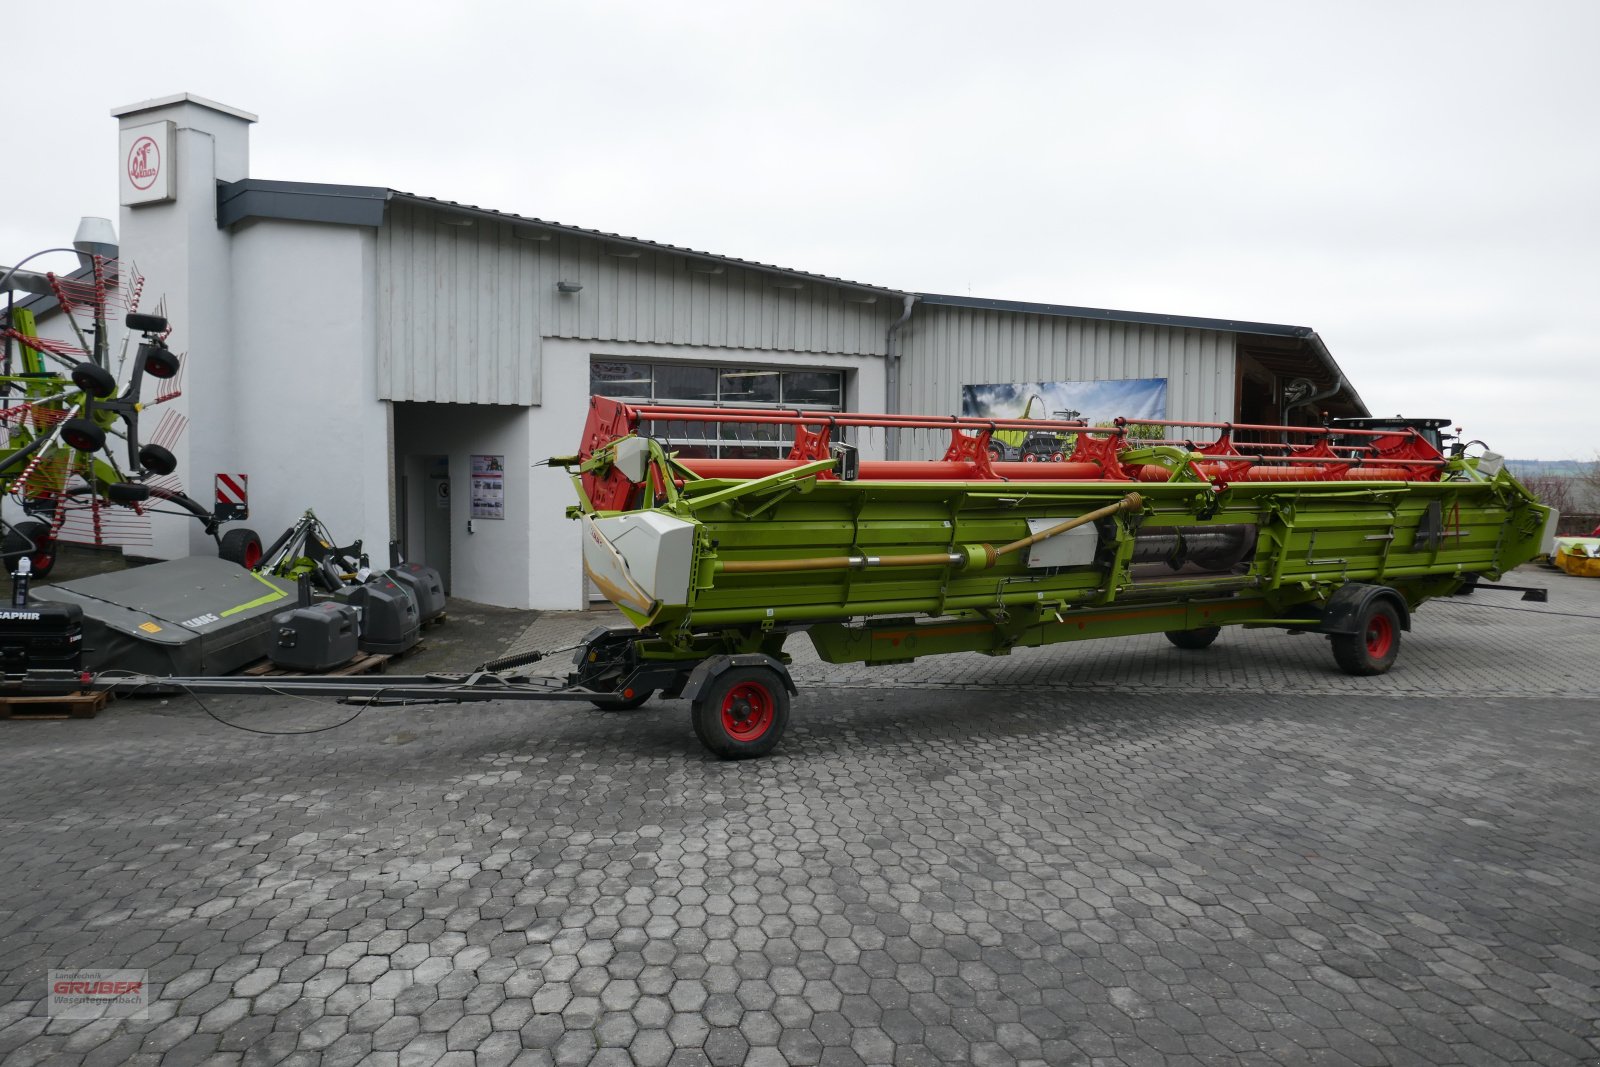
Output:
[1,248,261,572]
[549,398,1554,757]
[18,396,1552,761]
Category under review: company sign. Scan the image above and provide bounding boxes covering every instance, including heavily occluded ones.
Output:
[48,969,149,1019]
[119,120,175,206]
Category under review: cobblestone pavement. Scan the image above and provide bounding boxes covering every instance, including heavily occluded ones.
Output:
[2,566,1598,1066]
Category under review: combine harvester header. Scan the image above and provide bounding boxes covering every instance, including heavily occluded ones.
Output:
[555,397,1553,756]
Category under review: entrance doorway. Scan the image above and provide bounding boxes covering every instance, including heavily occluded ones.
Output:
[401,454,452,595]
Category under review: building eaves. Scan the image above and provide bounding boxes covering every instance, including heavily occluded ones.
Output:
[3,262,99,320]
[218,180,388,229]
[915,291,1314,339]
[112,93,258,123]
[215,180,899,297]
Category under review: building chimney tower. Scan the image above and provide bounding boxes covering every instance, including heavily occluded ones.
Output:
[110,93,256,558]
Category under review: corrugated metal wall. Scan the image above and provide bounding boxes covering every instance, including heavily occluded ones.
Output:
[376,200,896,405]
[898,305,1236,423]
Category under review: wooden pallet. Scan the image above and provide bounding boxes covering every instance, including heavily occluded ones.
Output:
[422,612,448,629]
[2,691,112,720]
[236,642,426,679]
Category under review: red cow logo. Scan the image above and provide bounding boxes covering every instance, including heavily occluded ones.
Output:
[127,136,161,191]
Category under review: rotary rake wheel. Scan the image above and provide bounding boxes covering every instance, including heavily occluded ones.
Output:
[0,251,251,575]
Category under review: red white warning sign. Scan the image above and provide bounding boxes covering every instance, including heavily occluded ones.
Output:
[214,473,248,519]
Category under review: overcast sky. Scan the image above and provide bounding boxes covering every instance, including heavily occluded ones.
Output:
[8,0,1597,459]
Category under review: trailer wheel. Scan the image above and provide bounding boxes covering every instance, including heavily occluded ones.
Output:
[692,666,789,759]
[1164,626,1221,650]
[1331,600,1401,676]
[591,687,654,711]
[218,528,264,569]
[2,519,57,578]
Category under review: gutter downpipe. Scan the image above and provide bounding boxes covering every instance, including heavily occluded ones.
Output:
[884,293,916,460]
[1284,331,1355,424]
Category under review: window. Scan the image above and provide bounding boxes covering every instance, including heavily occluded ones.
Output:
[590,359,846,458]
[590,361,653,398]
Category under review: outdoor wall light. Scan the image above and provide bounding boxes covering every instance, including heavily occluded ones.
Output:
[557,281,583,293]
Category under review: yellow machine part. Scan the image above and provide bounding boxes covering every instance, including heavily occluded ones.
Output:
[1555,541,1600,578]
[9,307,45,373]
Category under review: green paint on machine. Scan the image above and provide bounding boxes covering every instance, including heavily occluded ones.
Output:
[553,398,1553,757]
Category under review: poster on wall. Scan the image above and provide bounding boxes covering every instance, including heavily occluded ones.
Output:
[470,454,505,519]
[960,378,1168,425]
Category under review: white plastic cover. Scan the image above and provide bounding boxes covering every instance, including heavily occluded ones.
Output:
[581,511,696,617]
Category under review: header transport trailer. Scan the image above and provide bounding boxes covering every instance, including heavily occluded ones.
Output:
[555,398,1552,758]
[10,400,1551,760]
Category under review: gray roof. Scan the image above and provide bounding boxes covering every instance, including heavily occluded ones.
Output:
[912,292,1315,340]
[217,179,1320,334]
[217,180,898,295]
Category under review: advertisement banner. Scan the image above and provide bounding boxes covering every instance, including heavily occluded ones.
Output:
[470,454,505,519]
[960,378,1168,425]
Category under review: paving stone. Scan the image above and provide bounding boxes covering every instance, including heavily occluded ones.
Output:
[3,579,1598,1067]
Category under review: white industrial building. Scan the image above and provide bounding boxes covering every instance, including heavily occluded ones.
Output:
[15,94,1368,609]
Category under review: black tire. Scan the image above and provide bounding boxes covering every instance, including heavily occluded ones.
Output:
[70,361,117,398]
[691,666,790,759]
[61,417,106,453]
[218,527,264,570]
[2,519,57,578]
[1164,626,1221,650]
[107,482,151,504]
[125,312,169,333]
[138,443,177,476]
[1331,600,1401,676]
[590,688,655,711]
[140,343,181,380]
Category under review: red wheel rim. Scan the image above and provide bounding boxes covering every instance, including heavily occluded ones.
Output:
[721,682,774,741]
[30,550,52,571]
[1365,613,1394,658]
[243,542,263,569]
